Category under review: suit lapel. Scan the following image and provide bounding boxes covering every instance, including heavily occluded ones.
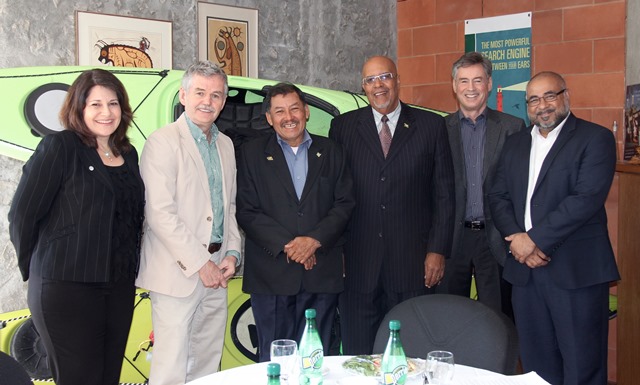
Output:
[483,109,502,183]
[386,104,416,162]
[300,138,324,203]
[356,107,386,161]
[534,114,577,192]
[178,116,211,199]
[265,135,299,202]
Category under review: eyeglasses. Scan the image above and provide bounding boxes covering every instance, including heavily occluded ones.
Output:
[526,89,566,107]
[362,72,395,86]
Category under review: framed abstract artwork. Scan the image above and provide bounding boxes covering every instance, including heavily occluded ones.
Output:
[76,11,173,69]
[197,2,258,78]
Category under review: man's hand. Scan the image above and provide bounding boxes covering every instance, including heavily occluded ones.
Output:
[303,255,317,270]
[424,252,445,288]
[505,232,536,263]
[217,255,238,287]
[522,247,550,269]
[284,236,321,265]
[198,260,225,289]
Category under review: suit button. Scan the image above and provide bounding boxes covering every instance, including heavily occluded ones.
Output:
[380,176,386,182]
[378,232,383,238]
[381,204,386,210]
[297,212,303,217]
[206,216,212,222]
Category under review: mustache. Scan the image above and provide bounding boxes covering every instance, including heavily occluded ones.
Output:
[535,107,555,116]
[196,105,215,113]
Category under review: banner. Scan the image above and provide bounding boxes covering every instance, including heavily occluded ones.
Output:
[465,12,532,123]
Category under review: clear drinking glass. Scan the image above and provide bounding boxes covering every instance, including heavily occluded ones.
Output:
[425,350,454,384]
[270,339,298,382]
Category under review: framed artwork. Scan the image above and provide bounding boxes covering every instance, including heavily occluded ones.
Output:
[76,11,173,69]
[197,2,258,78]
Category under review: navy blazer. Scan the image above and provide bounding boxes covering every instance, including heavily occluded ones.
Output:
[329,103,455,293]
[236,133,355,296]
[9,130,145,282]
[489,113,620,289]
[446,108,526,265]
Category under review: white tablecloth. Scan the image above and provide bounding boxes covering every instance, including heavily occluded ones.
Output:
[186,356,507,385]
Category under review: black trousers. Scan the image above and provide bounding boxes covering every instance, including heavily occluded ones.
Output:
[28,274,135,385]
[250,290,338,362]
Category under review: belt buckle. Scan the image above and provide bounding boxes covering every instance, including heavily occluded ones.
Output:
[470,220,483,230]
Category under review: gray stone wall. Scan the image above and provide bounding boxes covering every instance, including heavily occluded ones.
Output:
[0,0,396,312]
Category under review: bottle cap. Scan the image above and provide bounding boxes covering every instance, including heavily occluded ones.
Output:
[389,319,401,330]
[267,362,281,376]
[305,308,317,318]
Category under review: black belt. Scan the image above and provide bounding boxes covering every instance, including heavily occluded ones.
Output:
[464,220,485,230]
[208,242,222,254]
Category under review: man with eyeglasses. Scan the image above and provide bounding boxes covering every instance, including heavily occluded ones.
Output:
[489,71,619,385]
[437,52,525,319]
[329,56,454,354]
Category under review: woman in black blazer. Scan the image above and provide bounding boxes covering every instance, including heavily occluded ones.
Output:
[8,69,145,385]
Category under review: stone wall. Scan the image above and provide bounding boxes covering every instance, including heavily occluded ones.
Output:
[0,0,397,312]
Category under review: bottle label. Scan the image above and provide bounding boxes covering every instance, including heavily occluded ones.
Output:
[301,348,323,370]
[382,364,408,385]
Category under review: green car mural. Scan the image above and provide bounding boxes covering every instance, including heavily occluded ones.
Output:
[0,65,441,385]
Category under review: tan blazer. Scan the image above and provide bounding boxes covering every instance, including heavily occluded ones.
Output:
[136,113,242,298]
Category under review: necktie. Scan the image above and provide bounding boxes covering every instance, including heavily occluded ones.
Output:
[379,115,392,158]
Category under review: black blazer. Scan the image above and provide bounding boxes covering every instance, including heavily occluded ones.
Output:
[445,108,526,265]
[236,133,355,296]
[9,130,144,282]
[329,103,455,293]
[489,113,620,289]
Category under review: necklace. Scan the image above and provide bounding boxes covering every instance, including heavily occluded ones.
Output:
[104,151,113,162]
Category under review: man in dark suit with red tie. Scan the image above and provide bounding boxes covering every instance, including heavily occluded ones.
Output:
[489,71,619,385]
[329,56,455,355]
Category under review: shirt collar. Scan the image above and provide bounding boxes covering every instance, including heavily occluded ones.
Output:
[186,115,219,143]
[458,108,487,125]
[276,129,313,150]
[372,102,402,125]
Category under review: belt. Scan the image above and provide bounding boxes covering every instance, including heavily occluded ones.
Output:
[208,242,222,254]
[464,220,485,230]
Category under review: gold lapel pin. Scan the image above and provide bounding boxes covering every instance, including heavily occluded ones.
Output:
[404,123,409,128]
[316,152,322,158]
[267,156,274,161]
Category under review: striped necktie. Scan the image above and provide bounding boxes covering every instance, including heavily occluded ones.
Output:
[379,115,392,158]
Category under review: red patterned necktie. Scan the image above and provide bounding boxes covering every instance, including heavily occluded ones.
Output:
[379,115,392,158]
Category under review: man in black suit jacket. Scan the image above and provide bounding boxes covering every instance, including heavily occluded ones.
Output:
[437,52,525,317]
[237,83,355,362]
[489,71,619,385]
[329,56,455,355]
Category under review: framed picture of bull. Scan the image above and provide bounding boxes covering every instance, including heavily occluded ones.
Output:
[75,11,173,69]
[197,2,258,78]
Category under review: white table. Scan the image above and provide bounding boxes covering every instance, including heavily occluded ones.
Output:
[186,356,507,385]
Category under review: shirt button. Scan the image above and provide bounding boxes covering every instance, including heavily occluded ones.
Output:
[297,212,303,217]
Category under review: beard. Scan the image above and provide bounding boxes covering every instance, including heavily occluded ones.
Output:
[529,100,570,130]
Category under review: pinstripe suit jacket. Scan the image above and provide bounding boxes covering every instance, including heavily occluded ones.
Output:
[329,103,455,293]
[9,130,144,282]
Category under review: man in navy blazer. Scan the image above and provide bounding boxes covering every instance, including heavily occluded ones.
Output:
[489,71,619,385]
[329,56,455,355]
[237,83,355,362]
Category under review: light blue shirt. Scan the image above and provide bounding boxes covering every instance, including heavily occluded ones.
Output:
[277,130,312,199]
[186,116,240,262]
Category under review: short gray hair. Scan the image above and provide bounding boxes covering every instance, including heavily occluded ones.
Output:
[452,52,492,80]
[181,60,229,95]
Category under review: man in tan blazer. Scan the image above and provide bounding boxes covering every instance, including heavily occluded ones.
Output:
[136,61,242,385]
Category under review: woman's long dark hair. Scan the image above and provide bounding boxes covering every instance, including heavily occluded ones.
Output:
[59,69,134,156]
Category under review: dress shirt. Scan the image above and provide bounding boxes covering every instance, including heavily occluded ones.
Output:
[277,129,312,199]
[524,115,569,231]
[372,103,402,137]
[187,116,240,261]
[459,109,487,221]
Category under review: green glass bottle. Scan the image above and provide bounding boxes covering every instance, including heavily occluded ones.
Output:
[381,319,408,385]
[299,308,323,385]
[267,362,281,385]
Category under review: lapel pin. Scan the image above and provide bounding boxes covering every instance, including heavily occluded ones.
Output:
[316,152,322,158]
[267,156,273,161]
[89,166,94,171]
[404,123,409,128]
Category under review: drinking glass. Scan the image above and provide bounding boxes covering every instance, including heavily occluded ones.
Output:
[425,350,454,384]
[270,339,298,382]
